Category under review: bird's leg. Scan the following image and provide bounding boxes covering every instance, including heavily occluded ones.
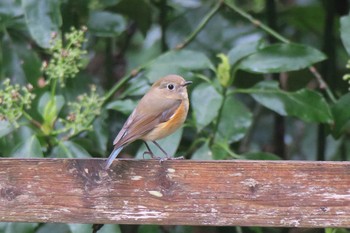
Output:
[143,142,157,159]
[152,141,184,162]
[152,141,168,157]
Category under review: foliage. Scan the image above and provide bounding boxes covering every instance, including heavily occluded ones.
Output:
[43,27,88,87]
[1,0,350,233]
[0,79,35,127]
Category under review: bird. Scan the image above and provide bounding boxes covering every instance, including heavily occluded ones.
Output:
[105,74,192,169]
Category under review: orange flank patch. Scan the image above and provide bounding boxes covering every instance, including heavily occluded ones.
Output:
[142,102,188,141]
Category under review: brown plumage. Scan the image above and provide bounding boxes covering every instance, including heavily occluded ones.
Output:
[105,74,192,169]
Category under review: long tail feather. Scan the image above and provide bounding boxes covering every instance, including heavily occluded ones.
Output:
[105,146,124,169]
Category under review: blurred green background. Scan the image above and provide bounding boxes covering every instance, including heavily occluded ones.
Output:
[1,0,350,232]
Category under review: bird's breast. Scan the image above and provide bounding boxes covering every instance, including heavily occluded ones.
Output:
[142,99,189,141]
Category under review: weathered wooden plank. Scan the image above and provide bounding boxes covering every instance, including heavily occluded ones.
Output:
[0,158,349,227]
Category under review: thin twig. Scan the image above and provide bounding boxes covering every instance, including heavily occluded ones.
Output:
[224,1,290,44]
[309,66,337,103]
[175,0,223,49]
[22,111,42,129]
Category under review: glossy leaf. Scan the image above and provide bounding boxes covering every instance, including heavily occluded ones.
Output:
[0,34,41,85]
[120,76,150,98]
[228,40,264,67]
[52,141,91,158]
[3,222,38,233]
[1,34,26,84]
[38,92,65,134]
[22,0,62,48]
[0,0,23,25]
[191,141,213,160]
[106,99,137,115]
[191,83,223,131]
[36,223,70,233]
[0,120,14,138]
[135,128,183,159]
[331,93,350,138]
[215,96,252,143]
[146,50,214,82]
[14,39,42,85]
[88,113,109,154]
[340,15,350,55]
[11,135,43,158]
[88,11,126,37]
[211,142,230,160]
[1,34,41,84]
[97,224,121,233]
[249,81,333,123]
[239,43,326,73]
[68,224,92,233]
[68,224,121,233]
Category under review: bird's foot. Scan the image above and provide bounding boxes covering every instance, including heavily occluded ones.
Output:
[143,150,184,162]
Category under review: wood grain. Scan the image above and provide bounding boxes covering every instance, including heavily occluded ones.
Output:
[0,158,349,227]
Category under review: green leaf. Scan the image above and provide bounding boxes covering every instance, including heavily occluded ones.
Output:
[216,96,252,143]
[138,225,160,233]
[97,224,121,233]
[22,0,62,48]
[228,40,264,67]
[68,224,121,233]
[216,53,231,87]
[331,93,350,138]
[67,224,91,233]
[120,75,150,98]
[340,15,350,56]
[239,43,326,73]
[135,128,183,159]
[1,34,26,84]
[36,223,70,233]
[211,142,230,160]
[0,33,41,84]
[0,0,23,24]
[38,92,65,134]
[13,39,42,85]
[243,152,280,160]
[88,112,109,154]
[191,141,213,160]
[115,0,151,36]
[0,120,14,138]
[3,223,38,233]
[11,135,43,158]
[106,99,138,115]
[146,50,214,82]
[249,81,333,123]
[51,141,91,158]
[191,83,223,131]
[88,11,126,37]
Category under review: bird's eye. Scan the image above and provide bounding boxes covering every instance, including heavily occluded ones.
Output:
[167,83,174,90]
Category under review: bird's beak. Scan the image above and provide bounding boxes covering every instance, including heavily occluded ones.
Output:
[182,81,192,86]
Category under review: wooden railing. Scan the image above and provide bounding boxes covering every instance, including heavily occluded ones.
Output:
[1,159,349,227]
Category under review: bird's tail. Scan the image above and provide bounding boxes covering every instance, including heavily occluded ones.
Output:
[105,146,124,169]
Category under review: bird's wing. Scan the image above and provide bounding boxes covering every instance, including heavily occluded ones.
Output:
[112,97,182,148]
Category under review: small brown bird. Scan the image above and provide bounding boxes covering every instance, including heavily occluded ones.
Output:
[105,74,192,169]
